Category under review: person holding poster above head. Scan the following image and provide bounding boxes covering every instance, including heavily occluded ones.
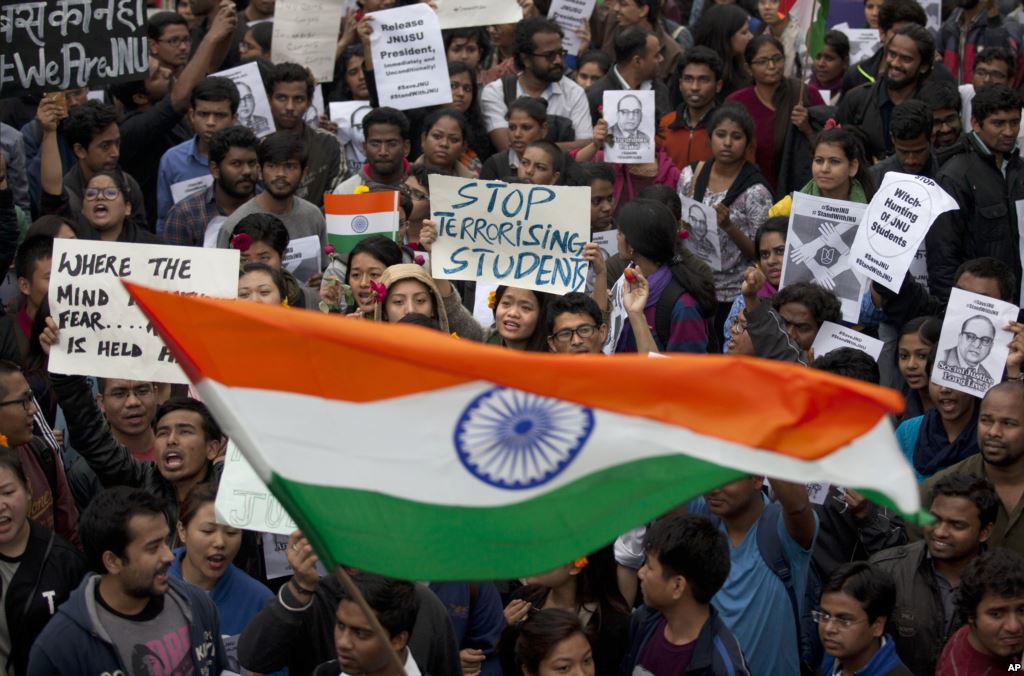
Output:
[678,103,772,339]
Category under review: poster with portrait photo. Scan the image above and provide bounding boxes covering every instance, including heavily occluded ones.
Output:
[780,193,868,323]
[214,62,276,138]
[931,288,1018,398]
[680,195,722,271]
[330,100,374,177]
[603,90,655,164]
[303,84,326,129]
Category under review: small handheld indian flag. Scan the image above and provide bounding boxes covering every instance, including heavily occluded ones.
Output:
[127,283,919,581]
[325,191,399,254]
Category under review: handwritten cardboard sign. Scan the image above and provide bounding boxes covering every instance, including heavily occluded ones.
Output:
[435,0,522,29]
[48,239,239,383]
[429,176,591,295]
[850,172,957,293]
[215,442,297,536]
[368,4,452,110]
[0,0,148,97]
[271,0,347,83]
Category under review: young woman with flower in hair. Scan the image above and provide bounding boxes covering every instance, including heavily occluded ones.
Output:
[229,214,319,309]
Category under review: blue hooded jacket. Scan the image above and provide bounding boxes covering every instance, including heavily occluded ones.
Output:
[820,635,913,675]
[26,572,227,675]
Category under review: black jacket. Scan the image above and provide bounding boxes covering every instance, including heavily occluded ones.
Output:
[836,77,916,162]
[619,605,750,675]
[869,541,960,676]
[4,520,86,675]
[926,132,1024,302]
[50,373,223,524]
[585,71,671,127]
[238,576,461,675]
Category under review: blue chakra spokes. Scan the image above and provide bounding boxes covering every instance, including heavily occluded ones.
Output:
[454,387,595,489]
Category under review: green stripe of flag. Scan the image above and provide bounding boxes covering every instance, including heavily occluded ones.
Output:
[327,232,397,255]
[268,455,745,580]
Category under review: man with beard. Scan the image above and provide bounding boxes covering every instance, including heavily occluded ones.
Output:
[266,62,343,209]
[919,81,967,164]
[870,474,997,674]
[838,24,935,161]
[922,381,1024,555]
[155,77,239,233]
[481,17,593,153]
[216,132,329,267]
[926,85,1024,301]
[163,125,260,247]
[27,487,227,674]
[937,0,1019,86]
[333,107,411,194]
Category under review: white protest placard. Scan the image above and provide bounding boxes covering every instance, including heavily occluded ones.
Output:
[283,235,322,284]
[368,4,452,110]
[549,0,596,56]
[834,25,881,65]
[680,195,722,271]
[430,176,591,295]
[215,442,297,536]
[850,172,957,293]
[48,240,240,383]
[214,62,276,137]
[435,0,522,29]
[331,100,374,176]
[781,193,868,324]
[170,174,214,204]
[593,229,617,259]
[931,288,1018,398]
[303,84,327,128]
[910,242,928,288]
[811,321,884,361]
[272,0,347,83]
[602,272,630,354]
[603,90,656,164]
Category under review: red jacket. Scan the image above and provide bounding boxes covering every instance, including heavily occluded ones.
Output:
[16,439,79,549]
[936,625,1021,675]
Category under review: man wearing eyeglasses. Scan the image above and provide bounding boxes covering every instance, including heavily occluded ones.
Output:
[0,360,79,548]
[148,11,193,76]
[609,94,650,149]
[939,315,997,387]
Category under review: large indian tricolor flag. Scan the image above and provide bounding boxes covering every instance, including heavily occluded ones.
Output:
[127,283,918,580]
[324,191,399,254]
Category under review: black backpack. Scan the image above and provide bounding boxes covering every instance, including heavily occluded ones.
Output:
[501,75,576,143]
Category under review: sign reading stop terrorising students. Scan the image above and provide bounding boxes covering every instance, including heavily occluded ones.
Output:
[430,176,591,295]
[48,240,239,383]
[367,4,452,110]
[0,0,149,98]
[849,172,957,293]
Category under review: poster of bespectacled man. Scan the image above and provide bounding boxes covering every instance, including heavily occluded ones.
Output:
[932,288,1018,398]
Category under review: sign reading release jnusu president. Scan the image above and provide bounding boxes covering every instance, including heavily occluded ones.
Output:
[429,176,590,295]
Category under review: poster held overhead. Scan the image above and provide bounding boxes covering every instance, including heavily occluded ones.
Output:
[931,288,1018,398]
[213,62,276,137]
[549,0,597,56]
[429,176,591,295]
[271,0,347,82]
[0,0,149,98]
[367,4,452,110]
[849,172,957,293]
[47,240,240,383]
[780,193,868,323]
[602,90,656,164]
[434,0,523,29]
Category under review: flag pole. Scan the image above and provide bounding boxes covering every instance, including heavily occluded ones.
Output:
[799,0,818,104]
[334,565,408,676]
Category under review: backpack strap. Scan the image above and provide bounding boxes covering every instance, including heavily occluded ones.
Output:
[501,74,519,109]
[756,503,804,648]
[654,277,685,350]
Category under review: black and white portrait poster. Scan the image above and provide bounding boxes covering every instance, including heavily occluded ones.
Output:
[603,90,655,164]
[214,62,276,138]
[932,288,1018,397]
[680,195,722,271]
[780,193,868,323]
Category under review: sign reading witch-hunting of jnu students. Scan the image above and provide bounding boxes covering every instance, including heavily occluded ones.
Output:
[48,239,239,383]
[0,0,149,97]
[430,176,591,295]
